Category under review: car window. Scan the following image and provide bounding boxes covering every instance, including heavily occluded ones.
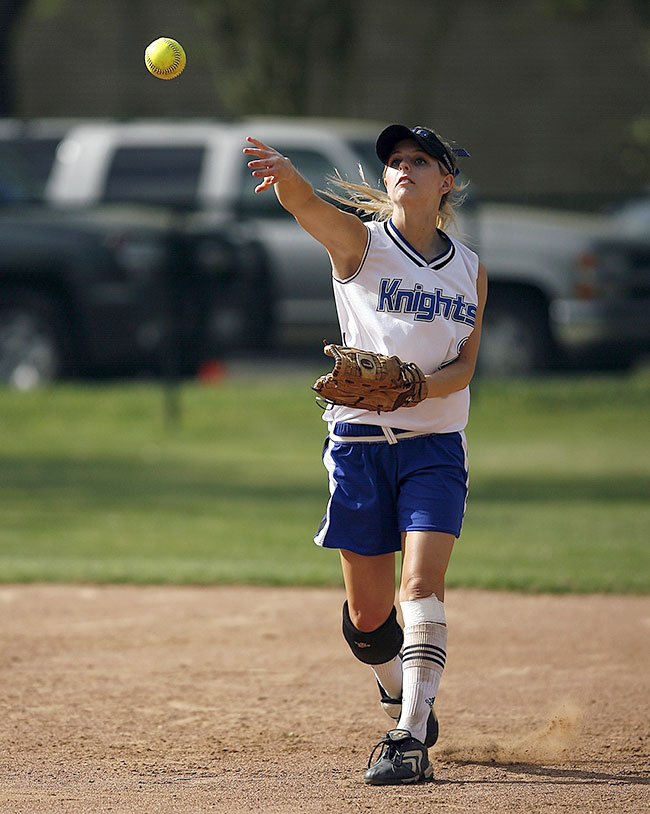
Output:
[17,138,62,192]
[0,138,61,203]
[103,145,205,207]
[238,147,339,215]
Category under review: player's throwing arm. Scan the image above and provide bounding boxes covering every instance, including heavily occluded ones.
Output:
[243,138,368,280]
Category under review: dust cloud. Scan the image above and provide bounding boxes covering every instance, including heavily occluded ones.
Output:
[439,701,584,765]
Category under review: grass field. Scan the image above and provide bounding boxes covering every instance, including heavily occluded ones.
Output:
[1,367,648,593]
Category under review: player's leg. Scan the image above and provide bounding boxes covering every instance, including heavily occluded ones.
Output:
[340,549,396,632]
[324,432,405,699]
[396,530,455,743]
[340,549,403,701]
[391,430,467,746]
[362,535,445,786]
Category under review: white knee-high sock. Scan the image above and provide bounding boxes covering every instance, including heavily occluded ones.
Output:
[397,595,447,743]
[372,655,402,700]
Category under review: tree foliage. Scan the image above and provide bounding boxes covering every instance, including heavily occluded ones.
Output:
[190,0,358,116]
[0,0,30,114]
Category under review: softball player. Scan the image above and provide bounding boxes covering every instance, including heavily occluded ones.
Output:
[245,124,487,785]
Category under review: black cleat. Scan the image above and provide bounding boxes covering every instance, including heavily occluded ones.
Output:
[377,681,439,748]
[364,728,434,785]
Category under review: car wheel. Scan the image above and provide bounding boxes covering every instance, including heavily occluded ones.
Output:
[478,292,551,377]
[0,293,64,388]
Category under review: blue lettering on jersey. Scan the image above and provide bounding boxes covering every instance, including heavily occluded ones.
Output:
[377,278,476,326]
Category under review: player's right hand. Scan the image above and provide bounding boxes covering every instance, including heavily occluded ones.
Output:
[243,137,297,194]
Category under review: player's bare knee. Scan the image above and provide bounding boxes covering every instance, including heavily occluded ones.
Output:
[400,573,442,602]
[342,601,403,665]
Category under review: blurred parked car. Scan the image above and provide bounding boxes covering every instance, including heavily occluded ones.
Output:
[44,117,385,351]
[0,204,264,388]
[0,120,272,387]
[1,117,648,384]
[1,118,381,387]
[550,193,650,369]
[0,118,98,202]
[476,200,650,373]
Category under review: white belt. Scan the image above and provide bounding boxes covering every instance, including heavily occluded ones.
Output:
[329,427,434,446]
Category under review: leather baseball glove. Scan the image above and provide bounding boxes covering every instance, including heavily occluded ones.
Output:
[312,343,428,413]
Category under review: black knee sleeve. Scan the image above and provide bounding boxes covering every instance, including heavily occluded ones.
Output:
[342,601,403,665]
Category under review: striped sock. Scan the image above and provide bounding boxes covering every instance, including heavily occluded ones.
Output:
[397,622,447,743]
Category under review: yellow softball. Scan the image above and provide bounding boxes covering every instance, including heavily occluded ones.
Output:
[144,37,186,80]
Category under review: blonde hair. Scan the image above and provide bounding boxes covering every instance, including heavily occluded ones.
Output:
[322,160,468,234]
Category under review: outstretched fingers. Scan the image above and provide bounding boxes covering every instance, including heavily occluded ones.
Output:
[244,136,272,152]
[243,136,285,194]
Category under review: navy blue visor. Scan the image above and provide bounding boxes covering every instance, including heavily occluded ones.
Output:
[376,124,470,177]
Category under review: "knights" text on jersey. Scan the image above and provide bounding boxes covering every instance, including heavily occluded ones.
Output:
[377,278,476,325]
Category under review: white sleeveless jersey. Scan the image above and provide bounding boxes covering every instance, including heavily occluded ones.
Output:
[326,218,480,433]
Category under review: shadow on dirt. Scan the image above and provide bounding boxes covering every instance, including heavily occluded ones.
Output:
[446,760,650,785]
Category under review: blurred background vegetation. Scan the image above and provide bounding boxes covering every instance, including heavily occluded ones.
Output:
[2,0,648,204]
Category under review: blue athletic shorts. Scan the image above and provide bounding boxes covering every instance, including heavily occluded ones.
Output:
[314,423,469,556]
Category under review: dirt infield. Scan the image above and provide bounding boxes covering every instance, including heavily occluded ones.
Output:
[1,585,648,813]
